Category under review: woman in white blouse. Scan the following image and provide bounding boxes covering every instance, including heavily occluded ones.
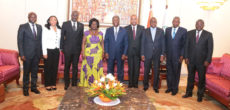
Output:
[42,16,61,91]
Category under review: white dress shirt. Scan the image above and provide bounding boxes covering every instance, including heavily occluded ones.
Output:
[42,26,61,55]
[71,21,78,30]
[114,26,120,33]
[29,22,37,34]
[150,27,156,42]
[132,25,137,35]
[196,30,203,38]
[171,27,179,37]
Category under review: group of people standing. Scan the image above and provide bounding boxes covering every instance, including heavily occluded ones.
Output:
[17,11,213,102]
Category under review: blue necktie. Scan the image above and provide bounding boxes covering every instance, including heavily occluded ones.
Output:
[172,28,176,39]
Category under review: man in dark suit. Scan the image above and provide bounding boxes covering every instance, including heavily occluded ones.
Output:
[17,12,42,96]
[141,17,165,93]
[165,17,187,95]
[104,15,128,82]
[60,11,84,90]
[182,19,213,102]
[125,15,144,88]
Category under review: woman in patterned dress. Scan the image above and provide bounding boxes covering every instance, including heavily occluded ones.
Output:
[79,18,104,87]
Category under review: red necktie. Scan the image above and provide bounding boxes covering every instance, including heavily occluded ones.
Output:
[133,26,136,40]
[196,31,200,43]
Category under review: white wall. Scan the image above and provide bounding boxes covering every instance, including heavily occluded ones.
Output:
[0,0,230,74]
[0,0,67,50]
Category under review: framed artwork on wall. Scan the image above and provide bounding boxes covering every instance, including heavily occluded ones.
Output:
[68,0,141,27]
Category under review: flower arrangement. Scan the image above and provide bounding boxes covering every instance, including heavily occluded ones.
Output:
[86,74,126,102]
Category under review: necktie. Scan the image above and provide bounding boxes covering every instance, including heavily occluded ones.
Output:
[73,22,76,31]
[133,26,136,40]
[196,31,200,43]
[172,28,176,39]
[115,27,118,41]
[32,24,37,39]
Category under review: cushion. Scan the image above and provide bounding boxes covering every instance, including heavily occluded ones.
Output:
[206,58,223,75]
[0,65,19,81]
[0,54,3,66]
[205,77,230,97]
[212,62,223,75]
[220,54,230,79]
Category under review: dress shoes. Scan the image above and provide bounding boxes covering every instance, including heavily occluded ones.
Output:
[182,93,192,98]
[23,90,29,96]
[31,89,40,94]
[197,97,203,102]
[165,89,172,93]
[154,89,159,93]
[143,88,148,91]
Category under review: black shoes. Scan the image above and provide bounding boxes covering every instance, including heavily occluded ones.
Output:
[143,88,148,91]
[182,93,192,98]
[171,91,178,96]
[128,85,138,88]
[197,97,203,102]
[128,85,132,88]
[133,85,138,88]
[23,89,29,96]
[31,89,40,94]
[46,87,52,91]
[165,89,172,93]
[154,89,159,93]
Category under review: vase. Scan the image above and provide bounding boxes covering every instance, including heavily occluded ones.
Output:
[98,95,113,102]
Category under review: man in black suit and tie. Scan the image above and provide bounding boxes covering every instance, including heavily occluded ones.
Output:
[60,11,84,90]
[17,12,42,96]
[125,15,144,88]
[141,17,165,93]
[165,17,187,95]
[182,19,213,102]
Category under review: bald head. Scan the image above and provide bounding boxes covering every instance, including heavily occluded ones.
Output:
[196,19,205,31]
[130,15,138,26]
[150,17,157,28]
[28,12,37,23]
[172,16,180,28]
[71,11,79,22]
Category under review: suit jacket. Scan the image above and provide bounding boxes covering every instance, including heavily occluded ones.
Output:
[104,26,128,59]
[165,27,187,61]
[141,27,165,59]
[17,23,42,59]
[185,29,213,64]
[60,21,84,54]
[125,24,145,57]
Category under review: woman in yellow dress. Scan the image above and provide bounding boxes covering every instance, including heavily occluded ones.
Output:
[79,18,104,87]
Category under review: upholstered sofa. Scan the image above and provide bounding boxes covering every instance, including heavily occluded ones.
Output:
[195,53,230,108]
[0,48,20,102]
[57,52,144,81]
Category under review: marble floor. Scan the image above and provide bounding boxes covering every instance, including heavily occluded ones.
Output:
[0,73,228,110]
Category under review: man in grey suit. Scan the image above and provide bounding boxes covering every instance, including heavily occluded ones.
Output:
[17,12,42,96]
[141,17,165,93]
[182,19,213,102]
[165,17,187,95]
[125,15,145,88]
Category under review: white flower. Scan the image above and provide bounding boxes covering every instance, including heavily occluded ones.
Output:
[113,83,117,87]
[106,84,110,89]
[120,83,123,86]
[106,73,115,81]
[98,83,102,87]
[100,77,105,82]
[95,80,98,84]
